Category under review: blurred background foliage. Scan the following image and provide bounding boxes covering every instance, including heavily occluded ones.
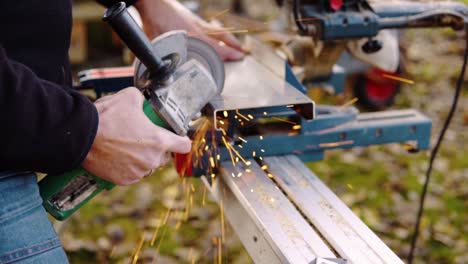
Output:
[63,0,467,263]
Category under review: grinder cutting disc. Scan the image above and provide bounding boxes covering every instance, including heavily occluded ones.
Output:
[134,31,225,93]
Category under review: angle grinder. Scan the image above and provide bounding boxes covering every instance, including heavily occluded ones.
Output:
[38,2,225,220]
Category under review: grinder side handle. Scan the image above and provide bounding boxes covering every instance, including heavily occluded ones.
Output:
[103,2,169,80]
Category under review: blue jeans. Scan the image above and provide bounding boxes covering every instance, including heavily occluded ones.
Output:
[0,171,69,264]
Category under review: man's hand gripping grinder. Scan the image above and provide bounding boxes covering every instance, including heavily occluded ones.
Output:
[38,2,225,220]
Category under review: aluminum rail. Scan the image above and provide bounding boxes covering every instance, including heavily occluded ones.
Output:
[204,155,404,264]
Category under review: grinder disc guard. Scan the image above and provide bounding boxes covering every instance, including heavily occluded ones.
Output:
[134,31,225,93]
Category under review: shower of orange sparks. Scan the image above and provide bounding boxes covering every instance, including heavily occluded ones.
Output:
[179,118,218,177]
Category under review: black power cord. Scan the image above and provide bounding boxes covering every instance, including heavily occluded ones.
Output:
[407,22,468,264]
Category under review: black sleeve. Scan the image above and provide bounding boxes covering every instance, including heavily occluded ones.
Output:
[0,46,98,174]
[96,0,139,8]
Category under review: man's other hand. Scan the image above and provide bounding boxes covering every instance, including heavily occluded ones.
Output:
[82,87,191,186]
[135,0,245,61]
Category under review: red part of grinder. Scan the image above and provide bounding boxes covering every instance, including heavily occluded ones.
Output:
[330,0,343,10]
[174,153,193,177]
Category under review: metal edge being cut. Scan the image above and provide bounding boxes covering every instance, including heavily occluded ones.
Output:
[203,160,340,264]
[263,155,405,264]
[209,55,315,130]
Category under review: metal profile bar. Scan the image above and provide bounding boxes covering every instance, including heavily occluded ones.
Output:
[263,155,404,264]
[206,160,338,263]
[208,55,315,129]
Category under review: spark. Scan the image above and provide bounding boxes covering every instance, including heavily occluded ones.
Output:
[246,169,252,173]
[184,195,192,221]
[210,9,230,20]
[150,208,171,246]
[237,172,243,177]
[216,154,220,160]
[223,111,228,118]
[250,189,254,192]
[261,165,268,170]
[247,114,254,120]
[259,157,263,160]
[319,140,354,148]
[211,173,216,179]
[267,173,274,178]
[205,145,209,151]
[293,125,302,130]
[236,110,250,121]
[252,151,256,157]
[202,185,207,206]
[222,136,236,166]
[260,149,265,153]
[271,117,297,125]
[238,136,247,143]
[339,97,359,110]
[209,157,216,168]
[231,172,236,177]
[245,161,252,166]
[286,104,294,108]
[219,127,227,136]
[229,144,249,164]
[219,120,225,125]
[347,183,354,190]
[263,111,268,116]
[222,136,249,165]
[220,201,225,244]
[132,233,145,264]
[155,221,170,258]
[382,73,415,84]
[206,29,249,36]
[217,237,222,264]
[259,135,264,140]
[238,144,243,148]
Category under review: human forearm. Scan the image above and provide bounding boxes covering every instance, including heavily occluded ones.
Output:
[0,46,98,174]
